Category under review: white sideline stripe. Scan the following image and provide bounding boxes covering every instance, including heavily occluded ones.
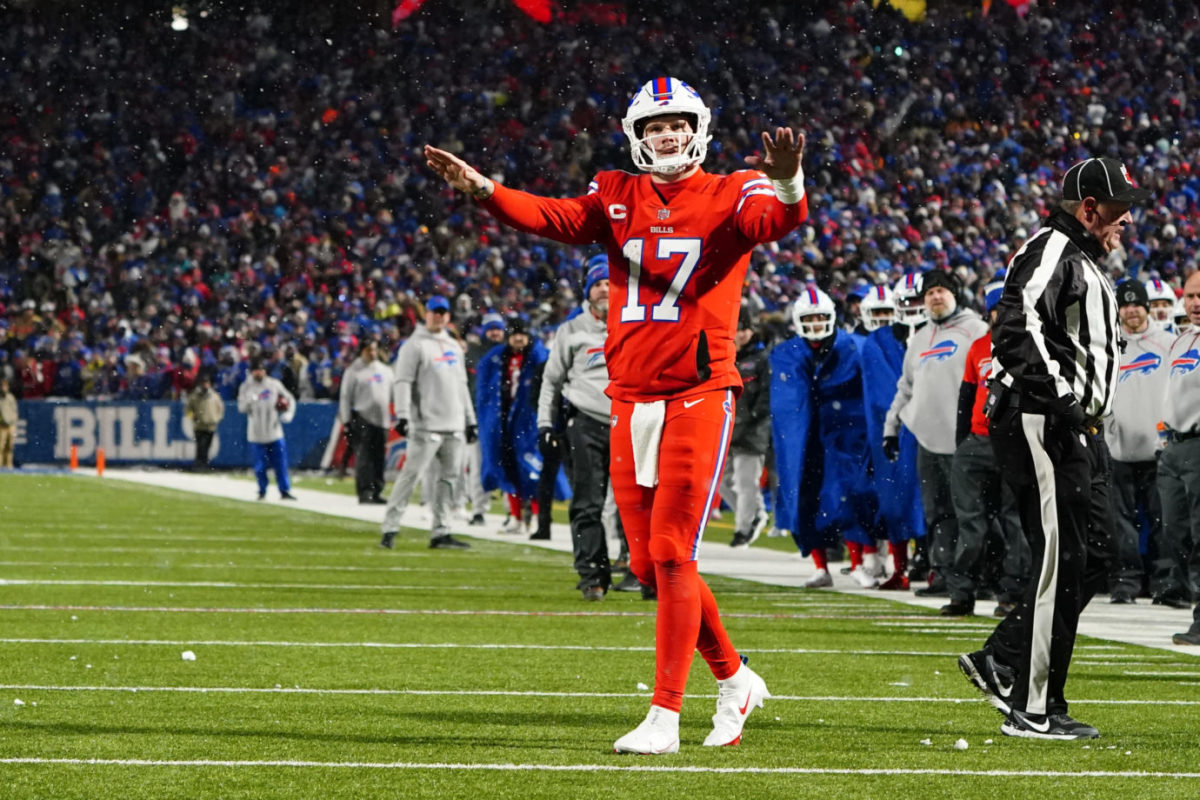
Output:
[1123,670,1200,678]
[3,684,1199,706]
[9,532,362,545]
[0,604,936,622]
[0,637,962,656]
[0,561,521,574]
[2,758,1198,778]
[3,545,402,558]
[0,579,497,591]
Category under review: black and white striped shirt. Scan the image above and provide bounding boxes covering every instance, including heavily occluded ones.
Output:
[991,210,1120,421]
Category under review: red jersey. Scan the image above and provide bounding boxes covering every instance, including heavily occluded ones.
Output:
[483,169,807,401]
[962,333,994,437]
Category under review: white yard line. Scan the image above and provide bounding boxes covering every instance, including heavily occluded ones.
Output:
[4,684,1199,706]
[0,758,1196,778]
[0,603,936,622]
[0,638,966,656]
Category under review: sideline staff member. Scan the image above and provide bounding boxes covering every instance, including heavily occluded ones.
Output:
[959,157,1150,740]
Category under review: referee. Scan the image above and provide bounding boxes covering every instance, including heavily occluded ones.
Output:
[959,157,1151,740]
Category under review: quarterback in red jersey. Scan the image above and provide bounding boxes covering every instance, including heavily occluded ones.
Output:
[426,76,806,754]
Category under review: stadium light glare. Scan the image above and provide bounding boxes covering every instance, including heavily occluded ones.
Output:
[171,6,189,31]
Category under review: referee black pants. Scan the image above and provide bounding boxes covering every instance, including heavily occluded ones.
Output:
[985,404,1115,717]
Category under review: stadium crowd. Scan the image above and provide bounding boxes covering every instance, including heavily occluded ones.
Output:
[2,1,1200,399]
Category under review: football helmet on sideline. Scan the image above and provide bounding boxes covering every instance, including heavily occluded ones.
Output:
[859,285,896,332]
[791,286,837,341]
[894,274,927,328]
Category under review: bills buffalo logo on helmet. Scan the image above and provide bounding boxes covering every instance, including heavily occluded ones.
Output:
[1119,352,1162,382]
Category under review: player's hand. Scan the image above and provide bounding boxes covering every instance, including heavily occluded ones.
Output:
[744,127,805,180]
[424,145,492,199]
[465,424,478,444]
[538,427,559,457]
[395,418,409,437]
[275,395,290,413]
[882,436,899,463]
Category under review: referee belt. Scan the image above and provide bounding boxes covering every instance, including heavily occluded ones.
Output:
[1168,429,1200,444]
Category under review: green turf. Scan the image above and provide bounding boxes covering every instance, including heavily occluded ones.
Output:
[1,474,1198,799]
[239,469,802,552]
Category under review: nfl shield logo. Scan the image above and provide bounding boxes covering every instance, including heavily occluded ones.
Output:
[657,208,670,220]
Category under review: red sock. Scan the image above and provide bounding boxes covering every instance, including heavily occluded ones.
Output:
[811,548,828,572]
[696,574,740,682]
[506,493,522,518]
[651,560,702,713]
[864,544,878,555]
[846,541,863,569]
[530,500,539,517]
[889,541,909,574]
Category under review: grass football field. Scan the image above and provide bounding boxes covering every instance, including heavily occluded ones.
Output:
[1,474,1198,799]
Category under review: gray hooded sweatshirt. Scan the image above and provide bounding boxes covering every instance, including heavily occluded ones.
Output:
[885,307,987,454]
[392,325,476,434]
[537,307,611,428]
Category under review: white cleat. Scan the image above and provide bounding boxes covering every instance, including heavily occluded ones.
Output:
[613,705,680,754]
[703,663,770,746]
[804,568,833,588]
[850,566,880,589]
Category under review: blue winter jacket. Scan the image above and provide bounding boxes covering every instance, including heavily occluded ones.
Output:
[770,331,876,555]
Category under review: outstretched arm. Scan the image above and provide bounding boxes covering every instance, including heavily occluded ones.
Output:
[425,143,607,245]
[425,145,494,200]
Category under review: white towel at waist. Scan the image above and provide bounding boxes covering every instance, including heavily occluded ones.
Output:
[630,400,666,488]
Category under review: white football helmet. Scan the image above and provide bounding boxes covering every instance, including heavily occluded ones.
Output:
[859,285,896,332]
[893,274,928,327]
[622,77,712,175]
[1146,278,1176,329]
[791,287,837,341]
[1174,296,1193,333]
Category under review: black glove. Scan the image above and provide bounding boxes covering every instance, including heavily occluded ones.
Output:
[538,427,559,457]
[882,436,900,463]
[394,418,408,437]
[465,424,478,444]
[1061,399,1097,435]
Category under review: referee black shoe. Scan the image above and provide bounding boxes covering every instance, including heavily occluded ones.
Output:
[958,649,1016,716]
[1001,709,1099,740]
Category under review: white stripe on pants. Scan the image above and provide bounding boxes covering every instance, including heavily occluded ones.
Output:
[1021,412,1061,716]
[718,451,766,534]
[383,432,464,538]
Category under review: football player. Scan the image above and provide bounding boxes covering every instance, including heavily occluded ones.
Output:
[771,288,881,589]
[426,76,806,754]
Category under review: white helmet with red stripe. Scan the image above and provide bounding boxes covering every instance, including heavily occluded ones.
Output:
[1145,278,1176,328]
[791,286,837,341]
[893,273,928,327]
[859,284,896,332]
[1174,296,1192,333]
[622,77,712,175]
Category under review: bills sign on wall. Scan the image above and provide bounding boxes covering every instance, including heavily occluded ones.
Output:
[14,401,338,469]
